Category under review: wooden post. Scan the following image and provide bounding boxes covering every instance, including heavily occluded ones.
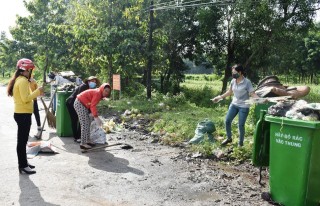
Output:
[112,74,121,100]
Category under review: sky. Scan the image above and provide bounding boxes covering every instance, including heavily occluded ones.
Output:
[0,0,30,38]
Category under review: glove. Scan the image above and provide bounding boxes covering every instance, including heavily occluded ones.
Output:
[211,95,223,103]
[94,117,103,127]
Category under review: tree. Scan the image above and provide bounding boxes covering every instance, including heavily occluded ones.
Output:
[196,0,318,92]
[151,1,201,94]
[10,0,69,82]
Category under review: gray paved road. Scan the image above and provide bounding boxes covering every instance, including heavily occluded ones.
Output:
[0,85,270,206]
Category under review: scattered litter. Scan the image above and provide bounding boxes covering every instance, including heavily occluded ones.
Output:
[26,141,57,159]
[102,119,122,134]
[191,152,203,158]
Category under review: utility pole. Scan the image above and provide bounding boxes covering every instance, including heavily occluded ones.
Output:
[146,1,154,99]
[108,0,113,85]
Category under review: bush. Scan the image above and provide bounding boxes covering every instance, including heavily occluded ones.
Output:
[181,85,216,108]
[122,81,145,98]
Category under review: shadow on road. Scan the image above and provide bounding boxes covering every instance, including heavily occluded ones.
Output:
[42,127,144,176]
[19,176,60,206]
[45,130,144,176]
[86,151,144,176]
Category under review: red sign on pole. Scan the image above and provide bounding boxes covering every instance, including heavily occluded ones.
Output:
[113,74,121,91]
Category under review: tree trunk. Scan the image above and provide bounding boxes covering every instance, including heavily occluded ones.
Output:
[43,48,49,86]
[108,55,113,85]
[160,75,164,92]
[142,68,148,86]
[146,1,154,99]
[221,16,234,94]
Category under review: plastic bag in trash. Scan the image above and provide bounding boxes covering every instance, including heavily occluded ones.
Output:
[189,119,216,144]
[90,120,107,144]
[267,101,294,117]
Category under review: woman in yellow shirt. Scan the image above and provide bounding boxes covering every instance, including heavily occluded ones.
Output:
[7,58,44,175]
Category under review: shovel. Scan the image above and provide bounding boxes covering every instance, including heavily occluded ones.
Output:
[81,142,133,153]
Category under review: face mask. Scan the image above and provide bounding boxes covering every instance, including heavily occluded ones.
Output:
[232,73,240,79]
[88,82,97,89]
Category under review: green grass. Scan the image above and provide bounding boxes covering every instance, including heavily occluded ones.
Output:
[303,84,320,102]
[99,76,320,162]
[181,76,223,90]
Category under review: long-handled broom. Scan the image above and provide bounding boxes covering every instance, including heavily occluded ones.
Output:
[37,89,57,139]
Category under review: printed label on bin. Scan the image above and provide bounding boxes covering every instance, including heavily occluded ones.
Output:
[274,132,303,148]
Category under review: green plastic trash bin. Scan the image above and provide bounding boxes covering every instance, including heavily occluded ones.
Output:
[253,102,275,123]
[56,91,73,137]
[265,115,320,206]
[252,110,270,167]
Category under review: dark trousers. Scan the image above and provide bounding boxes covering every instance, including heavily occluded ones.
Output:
[14,113,31,168]
[33,100,41,127]
[66,101,81,140]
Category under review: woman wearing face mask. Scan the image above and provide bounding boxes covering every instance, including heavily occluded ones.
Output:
[66,76,100,143]
[211,64,259,147]
[74,83,111,149]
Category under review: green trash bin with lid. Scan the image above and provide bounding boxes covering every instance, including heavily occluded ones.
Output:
[253,102,275,123]
[56,91,73,137]
[252,110,270,167]
[265,115,320,206]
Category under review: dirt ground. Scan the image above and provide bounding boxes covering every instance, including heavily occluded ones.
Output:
[0,86,271,206]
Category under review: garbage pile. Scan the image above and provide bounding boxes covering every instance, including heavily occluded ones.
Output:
[188,119,216,144]
[255,75,310,99]
[57,83,76,92]
[102,119,117,133]
[268,100,320,121]
[26,141,57,158]
[49,70,82,92]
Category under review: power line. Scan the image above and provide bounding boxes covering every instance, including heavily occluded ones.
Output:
[152,0,234,11]
[177,0,203,6]
[135,0,237,14]
[152,0,235,11]
[152,0,177,8]
[153,0,203,8]
[151,0,285,11]
[152,0,213,10]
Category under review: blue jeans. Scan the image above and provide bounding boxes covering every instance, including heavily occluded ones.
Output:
[225,104,249,145]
